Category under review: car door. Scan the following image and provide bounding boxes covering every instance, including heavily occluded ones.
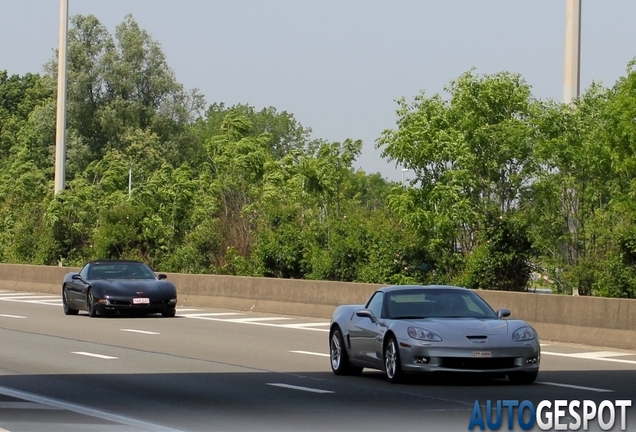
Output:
[349,292,385,368]
[66,265,89,307]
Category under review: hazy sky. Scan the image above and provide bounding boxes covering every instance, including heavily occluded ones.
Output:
[2,1,636,181]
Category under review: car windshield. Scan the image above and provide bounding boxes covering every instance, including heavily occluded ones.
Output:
[386,289,498,320]
[88,263,156,280]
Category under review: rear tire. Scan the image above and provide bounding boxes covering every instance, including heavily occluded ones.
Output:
[161,308,176,318]
[508,371,538,385]
[384,335,404,383]
[62,286,79,316]
[86,290,98,318]
[330,326,363,376]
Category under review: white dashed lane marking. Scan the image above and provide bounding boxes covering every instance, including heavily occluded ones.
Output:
[120,329,160,335]
[290,350,330,357]
[0,314,26,319]
[266,383,334,394]
[71,352,118,360]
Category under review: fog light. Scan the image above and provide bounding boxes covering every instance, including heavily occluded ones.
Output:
[169,299,177,305]
[414,356,430,364]
[527,357,538,364]
[97,299,110,305]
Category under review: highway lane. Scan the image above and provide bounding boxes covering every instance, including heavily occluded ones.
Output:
[0,289,635,432]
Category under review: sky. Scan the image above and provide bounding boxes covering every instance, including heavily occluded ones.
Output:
[2,0,636,181]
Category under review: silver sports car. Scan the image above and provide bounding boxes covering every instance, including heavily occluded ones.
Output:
[329,285,540,384]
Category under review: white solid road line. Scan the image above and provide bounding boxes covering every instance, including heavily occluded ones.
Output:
[290,350,330,357]
[0,401,63,410]
[568,351,632,358]
[0,314,26,319]
[542,351,636,365]
[0,385,185,432]
[266,383,334,394]
[224,317,292,322]
[71,352,118,360]
[282,322,330,327]
[280,324,329,332]
[181,312,243,317]
[120,329,160,335]
[539,382,614,393]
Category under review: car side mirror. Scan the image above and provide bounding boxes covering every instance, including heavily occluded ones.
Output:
[71,274,83,280]
[157,273,168,280]
[497,308,511,318]
[355,309,377,322]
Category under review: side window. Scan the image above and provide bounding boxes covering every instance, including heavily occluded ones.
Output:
[366,292,385,318]
[79,265,90,280]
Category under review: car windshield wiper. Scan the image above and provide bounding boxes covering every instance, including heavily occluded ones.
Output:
[393,315,427,320]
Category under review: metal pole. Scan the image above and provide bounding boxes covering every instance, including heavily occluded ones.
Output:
[54,0,69,194]
[128,164,132,199]
[401,168,409,184]
[563,0,581,104]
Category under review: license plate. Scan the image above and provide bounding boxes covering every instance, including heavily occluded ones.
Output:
[133,298,150,304]
[472,351,491,357]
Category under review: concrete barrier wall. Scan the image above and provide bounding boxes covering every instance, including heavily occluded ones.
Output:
[0,264,634,350]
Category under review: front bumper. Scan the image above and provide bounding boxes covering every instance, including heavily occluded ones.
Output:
[95,296,177,313]
[397,337,540,374]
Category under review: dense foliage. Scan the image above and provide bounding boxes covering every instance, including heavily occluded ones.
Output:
[1,15,636,298]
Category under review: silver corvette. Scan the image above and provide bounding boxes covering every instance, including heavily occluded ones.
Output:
[329,285,540,384]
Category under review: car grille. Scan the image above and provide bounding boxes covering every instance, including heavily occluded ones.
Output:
[439,357,516,370]
[109,300,132,306]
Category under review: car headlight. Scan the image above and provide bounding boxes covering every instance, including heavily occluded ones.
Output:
[407,327,442,342]
[512,326,535,341]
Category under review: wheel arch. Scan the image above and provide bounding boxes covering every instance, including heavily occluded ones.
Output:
[383,330,397,352]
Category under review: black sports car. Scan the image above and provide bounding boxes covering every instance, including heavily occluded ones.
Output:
[62,260,177,318]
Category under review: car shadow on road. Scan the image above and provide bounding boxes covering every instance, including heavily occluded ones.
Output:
[0,369,634,431]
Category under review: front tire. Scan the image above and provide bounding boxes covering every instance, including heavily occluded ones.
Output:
[62,286,78,316]
[508,371,538,385]
[384,335,404,383]
[330,327,363,376]
[86,289,98,318]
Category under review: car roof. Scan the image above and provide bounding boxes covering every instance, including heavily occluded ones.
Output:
[378,285,471,293]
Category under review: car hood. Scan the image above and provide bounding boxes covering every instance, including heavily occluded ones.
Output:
[401,318,511,335]
[91,279,175,295]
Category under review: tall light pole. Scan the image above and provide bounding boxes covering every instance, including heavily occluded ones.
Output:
[54,0,69,194]
[563,0,581,104]
[401,168,409,184]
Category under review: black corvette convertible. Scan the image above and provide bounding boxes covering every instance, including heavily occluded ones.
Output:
[62,260,178,318]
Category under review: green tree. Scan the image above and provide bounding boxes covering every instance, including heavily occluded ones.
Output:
[378,70,537,283]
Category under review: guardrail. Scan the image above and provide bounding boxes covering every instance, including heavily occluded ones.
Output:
[0,263,634,350]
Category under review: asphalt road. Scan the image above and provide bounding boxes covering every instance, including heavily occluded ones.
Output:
[0,289,635,432]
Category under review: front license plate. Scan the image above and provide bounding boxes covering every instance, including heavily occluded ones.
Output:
[472,351,491,357]
[133,298,150,304]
